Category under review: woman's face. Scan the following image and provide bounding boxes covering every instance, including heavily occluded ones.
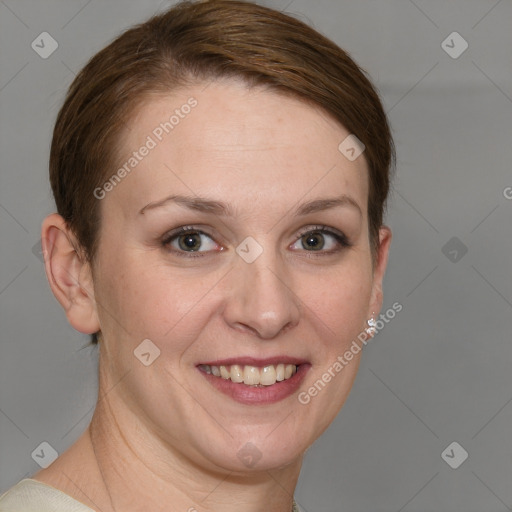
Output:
[89,79,390,473]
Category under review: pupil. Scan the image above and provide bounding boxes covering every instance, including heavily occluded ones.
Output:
[180,232,201,251]
[303,232,324,250]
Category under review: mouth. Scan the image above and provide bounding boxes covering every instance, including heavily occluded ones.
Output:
[198,362,299,386]
[197,358,310,405]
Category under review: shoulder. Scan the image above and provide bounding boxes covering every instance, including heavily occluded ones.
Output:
[0,479,95,512]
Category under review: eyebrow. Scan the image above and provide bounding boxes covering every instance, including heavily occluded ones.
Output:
[139,194,362,218]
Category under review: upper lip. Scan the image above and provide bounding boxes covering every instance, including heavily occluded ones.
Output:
[198,356,309,367]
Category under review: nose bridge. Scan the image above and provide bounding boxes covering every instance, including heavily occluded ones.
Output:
[226,239,301,338]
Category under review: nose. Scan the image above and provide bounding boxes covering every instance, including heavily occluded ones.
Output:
[223,247,301,339]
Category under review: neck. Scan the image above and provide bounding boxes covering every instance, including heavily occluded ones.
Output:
[85,391,302,512]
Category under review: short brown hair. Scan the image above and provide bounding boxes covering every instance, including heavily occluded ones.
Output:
[50,0,395,344]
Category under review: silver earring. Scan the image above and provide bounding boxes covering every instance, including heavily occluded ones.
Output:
[365,316,377,336]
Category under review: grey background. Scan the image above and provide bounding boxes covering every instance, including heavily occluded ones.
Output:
[1,1,511,510]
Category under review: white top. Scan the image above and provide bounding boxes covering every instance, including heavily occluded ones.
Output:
[0,479,94,511]
[0,478,303,511]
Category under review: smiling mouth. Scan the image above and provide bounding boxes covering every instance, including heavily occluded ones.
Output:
[198,363,298,387]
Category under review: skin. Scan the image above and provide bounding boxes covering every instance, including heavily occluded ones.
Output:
[35,79,391,512]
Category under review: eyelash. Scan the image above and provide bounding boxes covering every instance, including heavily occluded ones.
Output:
[161,225,352,259]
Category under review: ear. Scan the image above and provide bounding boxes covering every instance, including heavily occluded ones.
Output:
[367,225,392,320]
[41,213,100,335]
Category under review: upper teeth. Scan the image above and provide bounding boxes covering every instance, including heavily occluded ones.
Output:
[200,364,297,386]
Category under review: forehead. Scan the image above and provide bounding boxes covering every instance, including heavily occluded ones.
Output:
[106,80,369,218]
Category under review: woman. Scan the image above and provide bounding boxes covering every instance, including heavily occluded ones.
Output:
[0,0,393,510]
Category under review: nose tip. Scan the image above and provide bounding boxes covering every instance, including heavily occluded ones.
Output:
[224,260,301,340]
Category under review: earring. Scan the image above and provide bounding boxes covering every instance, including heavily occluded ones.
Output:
[365,316,377,337]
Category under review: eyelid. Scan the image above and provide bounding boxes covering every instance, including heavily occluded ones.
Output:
[294,225,352,248]
[161,226,222,258]
[161,224,352,258]
[162,225,216,244]
[291,225,353,258]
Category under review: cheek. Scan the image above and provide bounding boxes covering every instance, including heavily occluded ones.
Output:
[95,249,224,347]
[295,265,371,426]
[94,235,373,359]
[303,263,372,337]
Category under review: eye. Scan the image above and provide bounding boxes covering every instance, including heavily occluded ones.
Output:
[290,226,351,253]
[162,227,221,256]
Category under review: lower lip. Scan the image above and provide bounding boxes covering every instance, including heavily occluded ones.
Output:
[198,364,310,405]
